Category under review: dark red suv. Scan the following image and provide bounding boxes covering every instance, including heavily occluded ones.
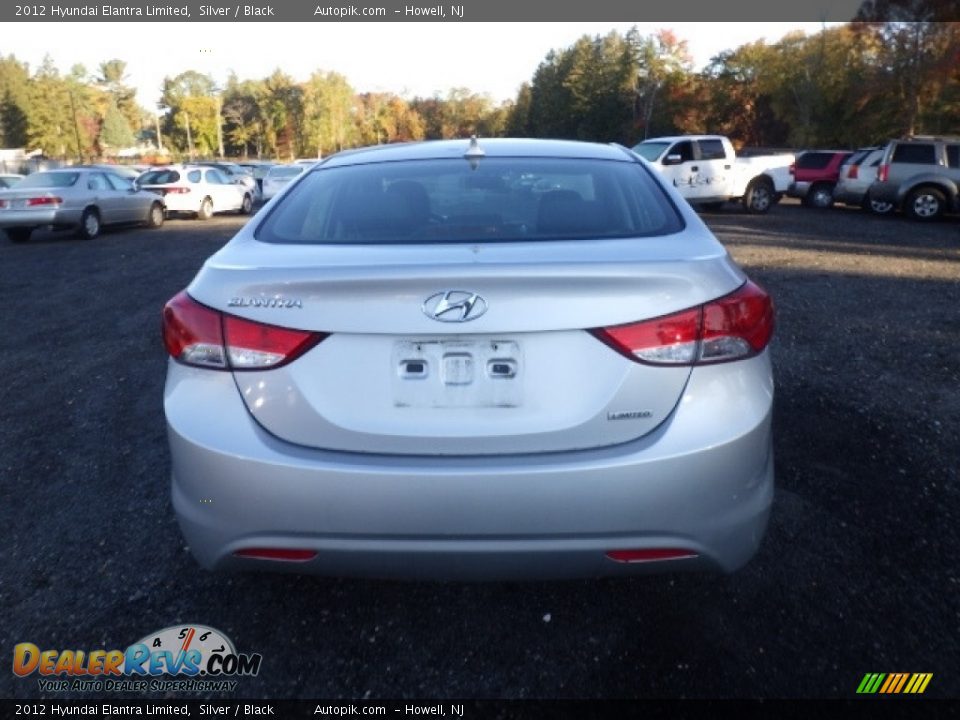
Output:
[787,151,853,208]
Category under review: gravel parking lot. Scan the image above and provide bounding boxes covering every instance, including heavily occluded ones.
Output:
[2,203,958,699]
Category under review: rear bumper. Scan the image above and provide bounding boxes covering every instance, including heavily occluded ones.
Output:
[833,184,867,206]
[161,195,201,214]
[0,207,80,228]
[165,353,775,580]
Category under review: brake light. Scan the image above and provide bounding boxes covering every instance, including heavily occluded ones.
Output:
[27,196,62,206]
[788,163,795,176]
[164,187,191,195]
[877,164,889,182]
[848,164,859,179]
[162,291,325,370]
[591,281,774,366]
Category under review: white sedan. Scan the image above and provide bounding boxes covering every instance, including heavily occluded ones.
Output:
[137,165,254,220]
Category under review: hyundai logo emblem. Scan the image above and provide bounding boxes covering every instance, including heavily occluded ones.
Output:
[422,291,488,322]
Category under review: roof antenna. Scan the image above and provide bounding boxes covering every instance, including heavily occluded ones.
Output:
[464,135,484,170]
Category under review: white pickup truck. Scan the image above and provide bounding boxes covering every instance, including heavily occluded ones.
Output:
[631,135,794,214]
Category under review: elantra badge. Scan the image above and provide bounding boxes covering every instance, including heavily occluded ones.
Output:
[228,296,302,309]
[422,291,487,322]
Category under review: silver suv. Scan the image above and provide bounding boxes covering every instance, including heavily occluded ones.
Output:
[869,136,960,221]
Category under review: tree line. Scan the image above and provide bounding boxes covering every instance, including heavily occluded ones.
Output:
[0,19,956,162]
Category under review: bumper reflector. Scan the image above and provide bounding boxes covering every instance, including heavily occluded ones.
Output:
[233,548,317,562]
[606,549,698,563]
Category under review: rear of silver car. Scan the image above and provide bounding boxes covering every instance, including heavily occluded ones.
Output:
[163,140,774,580]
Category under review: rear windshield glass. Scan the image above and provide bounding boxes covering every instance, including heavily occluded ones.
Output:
[268,166,305,179]
[796,152,833,170]
[845,150,871,166]
[140,170,180,184]
[255,158,684,245]
[17,172,79,189]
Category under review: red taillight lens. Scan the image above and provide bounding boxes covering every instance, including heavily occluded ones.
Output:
[788,163,796,176]
[223,314,323,369]
[593,307,701,365]
[27,196,62,206]
[591,281,774,366]
[877,164,889,182]
[848,164,859,179]
[162,291,227,368]
[700,281,775,362]
[162,291,325,370]
[164,187,191,195]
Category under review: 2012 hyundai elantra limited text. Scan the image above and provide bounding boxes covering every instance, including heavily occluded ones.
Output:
[162,138,774,580]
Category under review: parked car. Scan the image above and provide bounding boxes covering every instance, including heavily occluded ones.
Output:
[261,163,304,200]
[0,168,165,243]
[632,135,794,214]
[787,150,853,208]
[0,173,24,189]
[194,161,261,201]
[833,148,894,214]
[162,138,775,580]
[138,165,253,219]
[869,136,960,221]
[236,161,276,194]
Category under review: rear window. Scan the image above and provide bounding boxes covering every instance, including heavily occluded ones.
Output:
[140,170,180,184]
[256,158,684,245]
[796,152,833,170]
[845,150,872,167]
[891,143,936,165]
[697,139,726,160]
[17,172,79,189]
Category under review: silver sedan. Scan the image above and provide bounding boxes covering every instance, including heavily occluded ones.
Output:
[163,138,775,580]
[0,168,165,242]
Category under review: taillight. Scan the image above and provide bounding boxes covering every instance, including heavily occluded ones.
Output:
[162,291,325,370]
[591,281,774,366]
[877,164,889,182]
[164,187,191,195]
[788,163,795,176]
[848,164,859,179]
[27,196,62,206]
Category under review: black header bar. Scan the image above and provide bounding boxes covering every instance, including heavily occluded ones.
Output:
[2,0,925,24]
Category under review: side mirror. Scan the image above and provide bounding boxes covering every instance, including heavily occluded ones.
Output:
[662,154,684,166]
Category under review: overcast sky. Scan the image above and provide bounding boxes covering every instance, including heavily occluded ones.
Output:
[13,22,836,107]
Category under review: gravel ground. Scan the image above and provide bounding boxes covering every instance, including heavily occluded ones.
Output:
[1,203,957,700]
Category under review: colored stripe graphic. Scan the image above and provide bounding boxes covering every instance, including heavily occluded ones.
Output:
[892,673,909,693]
[857,673,932,694]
